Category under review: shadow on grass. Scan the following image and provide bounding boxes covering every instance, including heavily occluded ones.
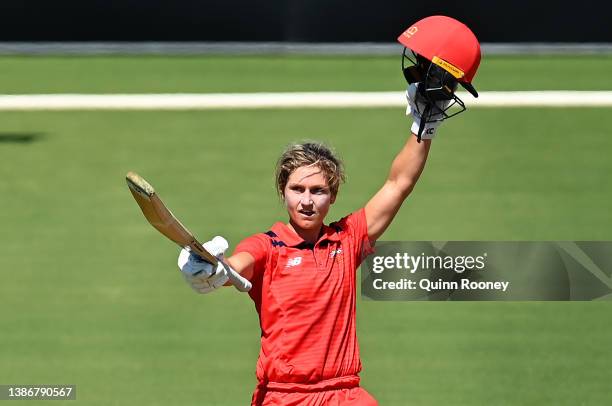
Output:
[0,133,45,144]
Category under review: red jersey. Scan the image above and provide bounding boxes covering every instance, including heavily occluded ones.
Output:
[234,208,374,393]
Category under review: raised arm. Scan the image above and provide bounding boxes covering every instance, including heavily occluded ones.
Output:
[364,82,451,241]
[364,135,431,241]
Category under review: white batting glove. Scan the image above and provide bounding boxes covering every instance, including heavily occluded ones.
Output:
[177,236,230,294]
[406,83,451,140]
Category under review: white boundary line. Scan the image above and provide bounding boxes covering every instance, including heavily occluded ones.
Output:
[1,42,611,55]
[0,91,611,110]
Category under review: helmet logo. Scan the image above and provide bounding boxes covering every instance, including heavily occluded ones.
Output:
[432,56,465,79]
[403,26,418,38]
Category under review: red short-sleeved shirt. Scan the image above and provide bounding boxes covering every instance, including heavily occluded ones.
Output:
[233,208,374,390]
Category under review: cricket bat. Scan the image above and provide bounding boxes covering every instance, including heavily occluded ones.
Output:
[126,171,251,292]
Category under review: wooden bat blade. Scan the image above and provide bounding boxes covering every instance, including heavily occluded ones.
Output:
[126,171,155,197]
[126,172,218,265]
[126,171,252,292]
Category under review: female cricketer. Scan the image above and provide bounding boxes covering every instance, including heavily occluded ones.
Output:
[178,15,480,406]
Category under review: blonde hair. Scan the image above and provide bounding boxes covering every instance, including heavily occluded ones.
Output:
[275,142,345,199]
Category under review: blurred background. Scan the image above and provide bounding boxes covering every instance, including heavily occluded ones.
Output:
[1,0,611,42]
[0,1,611,405]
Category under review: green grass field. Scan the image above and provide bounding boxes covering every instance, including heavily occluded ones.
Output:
[0,55,611,405]
[1,54,612,93]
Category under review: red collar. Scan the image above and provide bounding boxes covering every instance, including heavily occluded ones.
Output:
[270,221,341,247]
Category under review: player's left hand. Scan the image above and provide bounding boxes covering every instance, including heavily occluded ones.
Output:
[406,83,451,140]
[178,236,230,294]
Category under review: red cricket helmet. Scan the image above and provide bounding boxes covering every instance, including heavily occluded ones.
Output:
[398,15,481,97]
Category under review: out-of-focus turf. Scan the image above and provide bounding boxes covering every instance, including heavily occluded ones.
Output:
[0,54,611,93]
[0,55,611,405]
[1,107,610,405]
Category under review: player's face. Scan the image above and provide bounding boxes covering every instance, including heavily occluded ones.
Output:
[284,166,335,232]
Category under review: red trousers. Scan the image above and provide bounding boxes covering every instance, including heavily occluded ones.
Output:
[251,376,378,406]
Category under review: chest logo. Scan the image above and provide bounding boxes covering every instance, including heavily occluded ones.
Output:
[330,249,343,257]
[285,257,303,268]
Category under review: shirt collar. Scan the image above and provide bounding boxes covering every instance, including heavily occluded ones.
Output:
[270,221,341,247]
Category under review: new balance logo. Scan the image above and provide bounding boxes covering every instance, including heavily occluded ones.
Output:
[286,257,302,268]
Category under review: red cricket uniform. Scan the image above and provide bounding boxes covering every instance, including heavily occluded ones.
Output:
[233,208,378,405]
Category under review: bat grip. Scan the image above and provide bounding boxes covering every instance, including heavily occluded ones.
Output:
[221,262,253,292]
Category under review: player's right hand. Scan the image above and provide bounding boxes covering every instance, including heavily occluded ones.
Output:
[177,236,230,294]
[406,82,451,140]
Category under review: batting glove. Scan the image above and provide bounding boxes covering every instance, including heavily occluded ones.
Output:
[177,236,230,294]
[406,83,451,140]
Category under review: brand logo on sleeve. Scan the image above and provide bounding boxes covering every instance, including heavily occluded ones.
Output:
[330,249,343,258]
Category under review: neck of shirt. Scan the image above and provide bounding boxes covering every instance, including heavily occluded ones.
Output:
[286,220,324,246]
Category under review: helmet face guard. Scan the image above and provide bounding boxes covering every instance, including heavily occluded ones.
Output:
[397,16,481,141]
[401,47,466,137]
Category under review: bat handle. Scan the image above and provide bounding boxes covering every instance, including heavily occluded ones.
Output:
[221,261,253,292]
